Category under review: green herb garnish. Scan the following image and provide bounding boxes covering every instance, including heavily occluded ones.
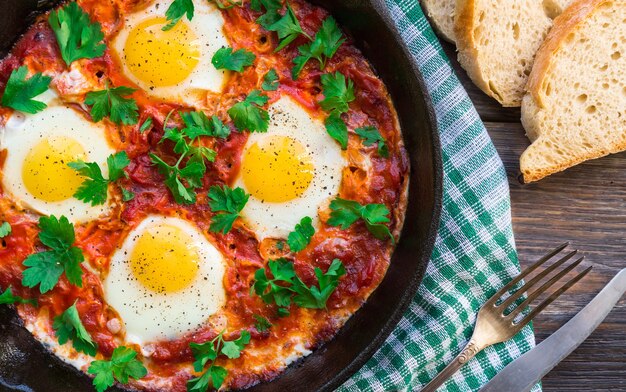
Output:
[257,1,309,51]
[319,72,354,149]
[163,0,194,31]
[85,85,139,125]
[68,151,131,206]
[355,126,389,157]
[252,258,345,312]
[262,69,279,91]
[22,215,85,294]
[187,330,251,391]
[253,315,272,332]
[0,222,11,238]
[0,286,36,306]
[227,90,270,132]
[139,117,153,133]
[327,198,394,242]
[88,346,148,392]
[53,301,97,356]
[208,185,250,234]
[212,47,256,72]
[1,66,51,114]
[48,2,106,66]
[292,16,345,79]
[286,216,315,253]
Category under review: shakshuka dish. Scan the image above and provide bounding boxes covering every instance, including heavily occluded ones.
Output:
[0,0,409,390]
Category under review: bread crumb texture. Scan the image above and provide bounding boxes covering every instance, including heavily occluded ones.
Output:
[455,0,576,107]
[521,0,626,182]
[422,0,457,42]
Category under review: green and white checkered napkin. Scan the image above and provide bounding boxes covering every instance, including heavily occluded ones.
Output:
[339,1,540,391]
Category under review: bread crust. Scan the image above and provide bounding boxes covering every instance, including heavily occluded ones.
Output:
[526,0,608,107]
[520,0,618,183]
[421,0,456,43]
[454,0,499,103]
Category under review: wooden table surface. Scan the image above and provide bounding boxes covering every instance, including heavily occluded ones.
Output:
[439,43,626,391]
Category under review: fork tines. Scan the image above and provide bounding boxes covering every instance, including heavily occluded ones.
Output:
[487,243,592,324]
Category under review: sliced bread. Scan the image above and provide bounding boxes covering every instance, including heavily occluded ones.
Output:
[520,0,626,182]
[454,0,565,107]
[421,0,456,42]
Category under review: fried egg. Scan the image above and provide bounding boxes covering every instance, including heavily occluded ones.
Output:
[0,93,115,222]
[234,96,346,240]
[104,215,226,344]
[112,0,229,104]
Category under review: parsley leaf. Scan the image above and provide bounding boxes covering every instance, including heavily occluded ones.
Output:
[68,151,130,206]
[253,315,272,332]
[188,330,251,391]
[53,301,97,356]
[85,85,139,125]
[327,198,394,242]
[1,66,51,114]
[262,69,279,91]
[292,16,345,79]
[121,188,135,201]
[287,216,315,253]
[320,72,355,113]
[208,185,250,234]
[88,346,148,392]
[48,2,106,66]
[228,90,270,132]
[139,117,153,133]
[181,111,231,139]
[212,47,256,72]
[162,0,194,31]
[150,113,218,204]
[0,286,36,306]
[252,0,281,24]
[355,126,389,157]
[325,111,348,150]
[252,258,345,311]
[0,222,11,238]
[208,0,243,9]
[22,215,85,293]
[260,2,309,51]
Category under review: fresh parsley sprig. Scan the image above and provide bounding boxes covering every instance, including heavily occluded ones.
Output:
[22,215,85,294]
[262,69,279,91]
[212,47,256,72]
[0,222,11,238]
[253,315,272,332]
[355,126,389,157]
[88,346,148,392]
[256,1,310,51]
[187,330,251,391]
[68,151,131,206]
[163,0,194,31]
[208,185,250,234]
[228,90,270,133]
[53,301,98,356]
[0,286,36,306]
[48,2,106,66]
[252,258,345,313]
[320,72,355,149]
[327,198,394,242]
[209,0,243,9]
[292,17,345,79]
[1,66,51,114]
[85,85,139,125]
[150,111,220,204]
[286,216,315,253]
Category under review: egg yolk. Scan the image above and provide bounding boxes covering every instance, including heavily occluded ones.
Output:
[22,137,86,202]
[124,17,200,87]
[129,223,200,293]
[242,136,314,203]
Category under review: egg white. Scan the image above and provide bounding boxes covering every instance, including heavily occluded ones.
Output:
[104,215,226,344]
[235,96,347,240]
[112,0,229,105]
[0,93,115,223]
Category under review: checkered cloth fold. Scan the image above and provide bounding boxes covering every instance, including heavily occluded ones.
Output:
[339,1,540,391]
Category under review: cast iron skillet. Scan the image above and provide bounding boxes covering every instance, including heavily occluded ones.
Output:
[0,0,443,390]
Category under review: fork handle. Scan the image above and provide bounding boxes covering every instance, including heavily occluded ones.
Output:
[421,339,485,392]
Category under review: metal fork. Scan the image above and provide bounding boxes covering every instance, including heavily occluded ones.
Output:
[421,243,592,392]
